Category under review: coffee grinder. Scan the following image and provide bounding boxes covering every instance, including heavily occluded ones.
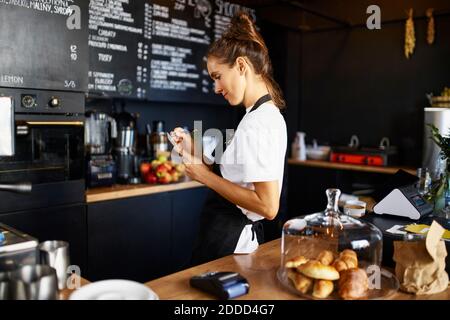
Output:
[114,110,140,184]
[85,111,117,188]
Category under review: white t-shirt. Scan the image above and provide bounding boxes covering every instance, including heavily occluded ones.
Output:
[219,101,287,254]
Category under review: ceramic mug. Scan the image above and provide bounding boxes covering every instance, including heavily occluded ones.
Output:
[344,200,367,218]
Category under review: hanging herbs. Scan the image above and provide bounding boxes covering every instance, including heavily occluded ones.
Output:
[405,8,415,59]
[426,8,435,45]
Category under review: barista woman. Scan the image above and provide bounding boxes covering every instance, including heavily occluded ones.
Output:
[171,12,287,265]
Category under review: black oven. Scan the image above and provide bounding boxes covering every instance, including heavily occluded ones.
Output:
[0,118,84,185]
[0,88,85,214]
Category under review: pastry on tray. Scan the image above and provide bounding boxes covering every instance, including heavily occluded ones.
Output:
[285,249,369,300]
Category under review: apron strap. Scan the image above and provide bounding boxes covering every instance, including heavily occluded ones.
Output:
[215,93,272,163]
[247,219,264,243]
[248,94,272,114]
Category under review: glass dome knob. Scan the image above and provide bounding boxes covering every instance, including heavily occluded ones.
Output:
[325,188,341,217]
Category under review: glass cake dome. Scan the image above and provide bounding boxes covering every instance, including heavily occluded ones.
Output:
[278,189,395,300]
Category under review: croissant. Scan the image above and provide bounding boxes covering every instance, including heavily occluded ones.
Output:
[285,256,309,268]
[317,250,334,266]
[297,260,340,281]
[340,249,357,259]
[287,269,313,294]
[332,250,358,272]
[313,279,334,299]
[338,268,369,300]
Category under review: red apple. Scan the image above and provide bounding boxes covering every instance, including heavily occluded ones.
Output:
[155,164,169,178]
[144,172,157,184]
[163,162,173,171]
[171,171,180,182]
[140,162,152,176]
[158,174,172,184]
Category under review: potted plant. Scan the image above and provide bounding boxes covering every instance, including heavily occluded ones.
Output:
[426,124,450,211]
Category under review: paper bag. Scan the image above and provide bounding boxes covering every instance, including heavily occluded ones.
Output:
[393,221,449,295]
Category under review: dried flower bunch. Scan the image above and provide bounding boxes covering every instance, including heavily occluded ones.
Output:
[405,8,415,58]
[426,8,435,45]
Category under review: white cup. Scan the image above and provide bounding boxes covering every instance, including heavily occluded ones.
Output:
[344,200,367,218]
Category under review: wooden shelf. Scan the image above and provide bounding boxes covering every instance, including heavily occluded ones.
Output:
[86,180,205,203]
[288,159,416,175]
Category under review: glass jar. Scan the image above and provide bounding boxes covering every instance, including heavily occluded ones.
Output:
[278,189,389,299]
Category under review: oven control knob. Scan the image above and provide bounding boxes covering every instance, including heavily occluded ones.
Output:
[21,95,37,109]
[49,97,60,108]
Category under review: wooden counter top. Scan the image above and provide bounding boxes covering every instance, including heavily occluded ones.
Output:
[145,238,450,300]
[86,180,205,203]
[288,159,416,175]
[85,161,415,203]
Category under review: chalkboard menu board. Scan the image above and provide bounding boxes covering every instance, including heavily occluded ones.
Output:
[0,0,88,92]
[88,0,148,99]
[87,0,256,103]
[145,0,219,104]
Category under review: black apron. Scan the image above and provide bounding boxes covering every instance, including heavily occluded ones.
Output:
[191,94,272,266]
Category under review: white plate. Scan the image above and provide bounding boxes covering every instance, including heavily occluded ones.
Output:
[69,280,159,300]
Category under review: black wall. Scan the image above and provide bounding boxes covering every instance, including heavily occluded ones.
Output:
[86,98,243,143]
[299,16,450,166]
[262,22,301,145]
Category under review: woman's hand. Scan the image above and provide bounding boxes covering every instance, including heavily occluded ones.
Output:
[184,162,212,184]
[169,127,193,157]
[180,150,211,184]
[169,127,212,184]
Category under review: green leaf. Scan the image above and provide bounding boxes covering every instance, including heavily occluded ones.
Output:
[427,123,450,161]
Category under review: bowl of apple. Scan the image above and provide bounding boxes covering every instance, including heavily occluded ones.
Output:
[140,155,186,185]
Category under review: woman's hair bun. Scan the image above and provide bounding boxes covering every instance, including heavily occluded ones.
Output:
[225,11,266,51]
[207,11,286,108]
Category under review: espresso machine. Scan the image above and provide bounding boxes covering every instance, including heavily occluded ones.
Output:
[114,110,140,184]
[85,110,117,188]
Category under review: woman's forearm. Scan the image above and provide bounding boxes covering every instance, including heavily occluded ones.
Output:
[201,170,278,220]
